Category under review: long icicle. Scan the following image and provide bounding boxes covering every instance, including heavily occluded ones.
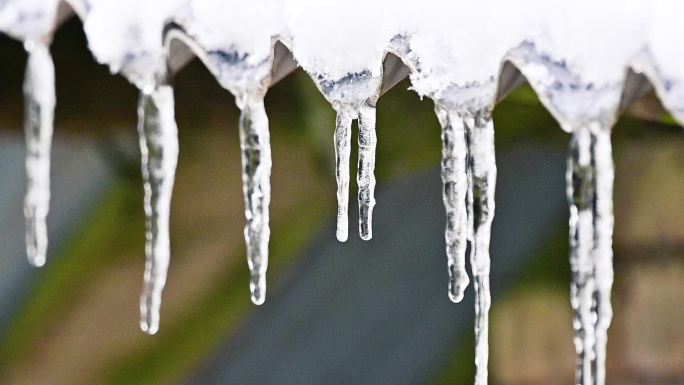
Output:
[237,93,272,305]
[567,126,598,384]
[435,105,470,303]
[466,108,496,385]
[334,109,353,242]
[357,104,377,241]
[138,84,179,335]
[592,128,614,385]
[23,41,55,268]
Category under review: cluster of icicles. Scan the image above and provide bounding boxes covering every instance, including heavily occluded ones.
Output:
[2,0,683,384]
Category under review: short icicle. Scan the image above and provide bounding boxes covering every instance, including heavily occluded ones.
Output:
[237,92,272,306]
[567,125,615,385]
[357,104,377,241]
[23,41,56,268]
[138,83,179,335]
[334,109,353,242]
[465,108,496,385]
[434,105,470,303]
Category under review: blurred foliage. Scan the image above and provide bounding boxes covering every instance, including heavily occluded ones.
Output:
[0,180,144,371]
[102,199,330,385]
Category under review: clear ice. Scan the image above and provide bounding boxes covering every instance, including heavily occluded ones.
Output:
[236,92,272,306]
[138,84,179,335]
[334,109,352,242]
[435,105,470,303]
[356,104,377,241]
[466,108,496,385]
[23,41,55,268]
[436,105,496,385]
[567,125,614,385]
[332,103,377,242]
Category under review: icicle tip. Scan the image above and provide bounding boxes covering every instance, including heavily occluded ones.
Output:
[250,271,267,305]
[448,269,469,303]
[140,320,159,335]
[336,225,348,242]
[140,303,160,335]
[27,254,46,268]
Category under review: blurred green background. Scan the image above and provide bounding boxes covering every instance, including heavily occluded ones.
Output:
[0,18,683,385]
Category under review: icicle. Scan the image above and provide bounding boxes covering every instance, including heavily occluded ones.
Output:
[436,105,496,385]
[332,103,376,242]
[357,104,377,241]
[567,126,596,385]
[592,129,614,385]
[138,84,179,335]
[236,92,272,306]
[466,108,496,385]
[22,41,55,268]
[334,109,352,242]
[434,105,470,303]
[567,125,614,385]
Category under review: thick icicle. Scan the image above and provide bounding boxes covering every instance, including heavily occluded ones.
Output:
[357,104,377,241]
[138,84,179,335]
[435,105,470,303]
[23,41,55,268]
[466,108,496,385]
[237,93,272,306]
[567,125,614,385]
[334,109,353,242]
